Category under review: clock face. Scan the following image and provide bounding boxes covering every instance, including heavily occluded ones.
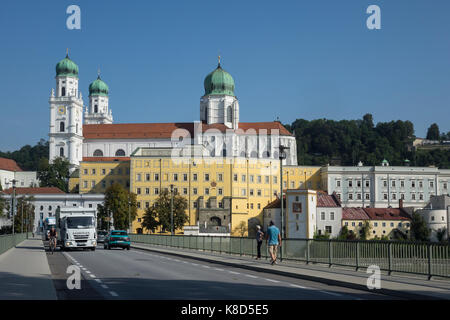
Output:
[58,106,66,115]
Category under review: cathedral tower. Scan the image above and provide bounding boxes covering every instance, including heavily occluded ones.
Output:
[49,52,84,171]
[84,73,113,124]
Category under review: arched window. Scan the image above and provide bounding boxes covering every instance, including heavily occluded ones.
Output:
[227,105,232,122]
[60,122,65,132]
[59,147,64,157]
[210,216,222,226]
[61,87,66,96]
[93,149,103,157]
[115,149,125,156]
[94,105,98,113]
[250,151,258,158]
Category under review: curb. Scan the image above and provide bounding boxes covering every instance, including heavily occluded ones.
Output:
[132,243,444,300]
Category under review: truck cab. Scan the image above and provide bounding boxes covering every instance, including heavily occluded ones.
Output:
[56,207,97,251]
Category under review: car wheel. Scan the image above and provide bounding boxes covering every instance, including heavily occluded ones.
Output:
[127,246,130,250]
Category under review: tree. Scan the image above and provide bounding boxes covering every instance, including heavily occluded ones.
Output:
[313,230,330,239]
[0,139,49,171]
[102,183,138,231]
[13,196,35,233]
[426,123,440,141]
[37,157,70,192]
[152,190,188,233]
[359,221,372,240]
[142,206,159,234]
[410,212,430,242]
[435,228,447,243]
[234,221,248,237]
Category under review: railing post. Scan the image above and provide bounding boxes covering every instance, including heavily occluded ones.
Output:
[252,238,254,258]
[388,242,392,276]
[203,235,205,251]
[240,237,242,256]
[356,241,360,271]
[427,243,433,280]
[328,240,333,268]
[220,236,222,254]
[211,236,213,252]
[306,239,310,264]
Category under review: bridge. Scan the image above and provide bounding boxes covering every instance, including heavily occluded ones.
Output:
[0,233,449,300]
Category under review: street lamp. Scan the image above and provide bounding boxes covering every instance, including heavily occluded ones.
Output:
[279,144,289,262]
[170,184,174,235]
[11,178,17,235]
[128,198,131,234]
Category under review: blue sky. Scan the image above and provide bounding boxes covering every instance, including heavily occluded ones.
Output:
[0,0,449,151]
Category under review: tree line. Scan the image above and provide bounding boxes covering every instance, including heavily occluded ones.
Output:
[284,114,450,168]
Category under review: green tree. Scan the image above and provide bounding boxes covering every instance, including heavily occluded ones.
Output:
[142,206,159,233]
[12,196,35,233]
[0,139,49,171]
[103,183,138,231]
[410,212,430,242]
[37,157,70,192]
[152,190,188,233]
[426,123,440,141]
[313,230,330,239]
[359,221,372,240]
[435,228,447,243]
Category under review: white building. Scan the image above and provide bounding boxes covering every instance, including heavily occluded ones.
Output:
[48,54,298,173]
[315,191,342,238]
[321,161,450,209]
[1,187,104,232]
[0,158,39,190]
[416,195,450,242]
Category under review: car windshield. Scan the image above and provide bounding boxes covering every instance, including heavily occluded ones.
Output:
[67,217,94,229]
[111,231,127,236]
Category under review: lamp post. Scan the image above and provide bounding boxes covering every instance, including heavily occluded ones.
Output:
[170,184,174,235]
[279,145,289,262]
[128,198,131,234]
[11,178,17,235]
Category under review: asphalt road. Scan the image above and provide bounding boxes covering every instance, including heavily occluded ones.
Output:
[45,243,393,300]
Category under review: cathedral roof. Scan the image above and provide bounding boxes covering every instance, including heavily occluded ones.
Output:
[82,121,293,139]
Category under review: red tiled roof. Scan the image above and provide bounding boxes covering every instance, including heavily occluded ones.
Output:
[1,187,65,195]
[82,157,130,162]
[83,121,292,139]
[363,208,411,221]
[0,158,22,172]
[317,191,341,207]
[264,197,286,209]
[342,207,370,220]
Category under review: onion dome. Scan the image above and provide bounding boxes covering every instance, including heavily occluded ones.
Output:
[56,53,79,78]
[204,58,235,96]
[89,75,109,96]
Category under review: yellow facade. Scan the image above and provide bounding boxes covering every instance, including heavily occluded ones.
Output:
[342,219,411,240]
[78,160,130,194]
[68,176,80,193]
[283,166,322,191]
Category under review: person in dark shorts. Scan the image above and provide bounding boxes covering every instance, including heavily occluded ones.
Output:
[255,225,264,260]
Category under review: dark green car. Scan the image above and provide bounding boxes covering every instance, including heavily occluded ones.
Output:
[104,230,131,250]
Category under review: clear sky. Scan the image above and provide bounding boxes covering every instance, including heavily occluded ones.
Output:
[0,0,449,151]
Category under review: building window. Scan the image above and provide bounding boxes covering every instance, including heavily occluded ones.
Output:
[365,194,370,200]
[183,188,188,195]
[357,180,361,187]
[419,181,423,188]
[400,180,405,188]
[193,174,198,181]
[430,181,434,188]
[59,147,64,157]
[257,189,262,196]
[173,174,178,181]
[154,173,159,181]
[444,182,448,189]
[392,181,396,187]
[412,193,416,200]
[115,149,126,157]
[412,181,416,188]
[348,193,353,200]
[383,180,387,187]
[93,149,103,157]
[218,188,223,195]
[145,174,150,181]
[193,188,198,195]
[101,169,106,175]
[357,193,362,200]
[419,194,423,200]
[392,193,397,200]
[352,222,355,227]
[250,189,254,196]
[374,222,378,227]
[336,180,341,187]
[137,188,141,195]
[365,180,370,187]
[154,188,159,195]
[383,194,388,200]
[92,169,96,175]
[145,188,150,194]
[325,226,332,234]
[61,87,66,96]
[233,174,238,182]
[205,188,210,195]
[218,173,223,182]
[321,212,325,220]
[204,174,209,182]
[330,212,335,220]
[348,180,353,187]
[136,174,141,181]
[183,174,188,181]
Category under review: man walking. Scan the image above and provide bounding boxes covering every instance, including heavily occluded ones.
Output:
[255,225,264,260]
[266,220,281,265]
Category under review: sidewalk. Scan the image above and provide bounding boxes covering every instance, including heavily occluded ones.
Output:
[132,242,450,300]
[0,237,57,300]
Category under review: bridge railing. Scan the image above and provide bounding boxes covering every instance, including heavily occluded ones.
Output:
[0,233,27,255]
[129,234,450,279]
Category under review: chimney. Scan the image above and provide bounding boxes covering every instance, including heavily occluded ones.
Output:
[399,198,403,208]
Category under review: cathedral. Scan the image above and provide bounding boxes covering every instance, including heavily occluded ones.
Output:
[48,53,297,171]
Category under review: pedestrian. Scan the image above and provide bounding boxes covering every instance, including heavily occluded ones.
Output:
[266,220,281,265]
[255,225,264,260]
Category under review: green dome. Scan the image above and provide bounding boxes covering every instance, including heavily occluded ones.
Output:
[56,54,79,78]
[89,76,109,96]
[204,64,235,96]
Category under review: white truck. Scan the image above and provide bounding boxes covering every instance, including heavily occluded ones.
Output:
[56,207,97,251]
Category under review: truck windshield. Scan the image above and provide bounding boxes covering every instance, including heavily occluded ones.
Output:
[67,217,94,229]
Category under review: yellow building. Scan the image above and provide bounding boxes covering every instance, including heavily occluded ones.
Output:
[77,157,130,194]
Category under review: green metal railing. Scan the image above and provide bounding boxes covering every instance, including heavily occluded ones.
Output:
[130,234,450,279]
[0,233,27,256]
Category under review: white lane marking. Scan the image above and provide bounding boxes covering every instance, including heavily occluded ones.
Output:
[89,274,96,278]
[101,285,109,289]
[202,265,211,269]
[109,291,118,297]
[265,278,280,283]
[244,274,258,279]
[290,284,308,289]
[85,270,91,274]
[94,279,102,283]
[319,290,342,297]
[229,271,240,275]
[191,263,199,266]
[214,268,224,271]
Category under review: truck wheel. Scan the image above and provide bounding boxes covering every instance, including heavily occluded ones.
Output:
[91,247,96,251]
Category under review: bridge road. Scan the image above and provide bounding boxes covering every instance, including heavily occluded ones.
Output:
[45,244,393,300]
